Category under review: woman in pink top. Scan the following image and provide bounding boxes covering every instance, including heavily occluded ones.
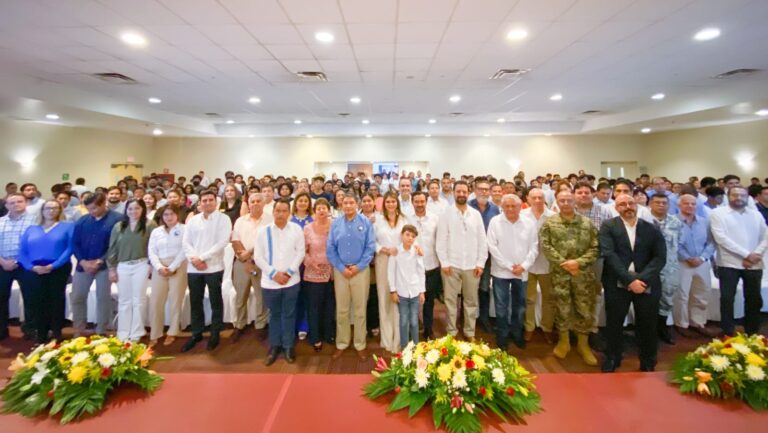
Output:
[303,198,335,351]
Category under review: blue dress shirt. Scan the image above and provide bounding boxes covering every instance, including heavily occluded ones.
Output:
[468,199,500,232]
[72,210,123,272]
[326,213,375,272]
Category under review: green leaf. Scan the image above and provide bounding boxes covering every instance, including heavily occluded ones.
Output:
[407,392,430,417]
[432,403,449,430]
[443,410,483,433]
[388,389,411,412]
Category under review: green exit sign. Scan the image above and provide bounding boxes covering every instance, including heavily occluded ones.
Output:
[62,173,69,181]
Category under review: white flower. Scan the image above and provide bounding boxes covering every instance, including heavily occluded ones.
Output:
[70,351,90,366]
[426,349,440,364]
[402,349,413,367]
[404,341,415,353]
[415,369,430,389]
[90,338,108,347]
[492,368,505,386]
[709,355,730,372]
[98,353,116,368]
[31,369,48,385]
[746,365,766,381]
[452,369,467,389]
[41,349,60,363]
[732,343,751,355]
[457,342,472,356]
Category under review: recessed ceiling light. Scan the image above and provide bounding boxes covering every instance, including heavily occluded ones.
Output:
[248,97,261,104]
[428,119,436,124]
[306,134,314,138]
[506,29,528,41]
[248,134,255,138]
[449,95,462,103]
[45,113,60,120]
[148,97,162,104]
[294,119,303,124]
[349,96,361,104]
[121,32,147,47]
[314,32,334,43]
[549,93,563,101]
[225,120,235,124]
[496,118,506,123]
[365,134,373,138]
[361,119,370,124]
[424,134,432,138]
[152,128,163,136]
[755,109,768,116]
[544,133,553,136]
[483,134,490,137]
[651,93,665,100]
[641,127,652,134]
[693,27,721,41]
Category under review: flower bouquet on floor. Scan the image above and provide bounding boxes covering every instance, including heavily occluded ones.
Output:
[363,336,541,433]
[2,336,166,424]
[670,332,768,410]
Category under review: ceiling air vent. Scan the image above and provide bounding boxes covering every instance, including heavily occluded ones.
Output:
[296,71,328,82]
[204,113,221,117]
[489,69,531,80]
[581,110,603,115]
[91,72,138,84]
[337,113,350,117]
[449,112,465,117]
[713,68,761,79]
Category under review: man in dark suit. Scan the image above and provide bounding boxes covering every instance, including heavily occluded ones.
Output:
[599,193,666,372]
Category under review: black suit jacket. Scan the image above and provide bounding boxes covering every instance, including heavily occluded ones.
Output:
[599,217,666,294]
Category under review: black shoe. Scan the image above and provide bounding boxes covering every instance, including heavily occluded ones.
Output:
[181,335,202,353]
[232,328,244,343]
[285,347,296,364]
[479,319,494,333]
[512,334,526,349]
[265,347,282,366]
[601,358,617,373]
[658,316,674,345]
[22,331,35,341]
[423,330,432,341]
[589,333,606,353]
[640,360,656,372]
[0,330,8,341]
[207,334,220,351]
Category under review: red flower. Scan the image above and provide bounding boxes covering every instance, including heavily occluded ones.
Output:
[721,381,734,392]
[394,386,401,394]
[394,352,402,359]
[724,343,732,348]
[85,337,91,344]
[701,353,709,359]
[375,356,389,372]
[47,389,55,399]
[506,387,515,397]
[441,347,449,357]
[478,386,487,396]
[123,342,132,349]
[101,368,112,378]
[53,343,60,349]
[450,394,463,409]
[465,360,476,370]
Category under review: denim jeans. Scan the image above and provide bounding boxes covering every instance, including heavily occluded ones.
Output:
[398,296,420,348]
[492,277,525,348]
[263,283,300,350]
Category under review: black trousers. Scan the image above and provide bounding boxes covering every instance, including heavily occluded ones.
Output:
[422,267,443,336]
[187,271,224,337]
[718,267,763,335]
[604,286,660,364]
[0,267,33,336]
[304,280,336,344]
[22,264,72,342]
[366,283,379,331]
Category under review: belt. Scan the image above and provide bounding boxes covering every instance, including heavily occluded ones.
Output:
[122,258,148,266]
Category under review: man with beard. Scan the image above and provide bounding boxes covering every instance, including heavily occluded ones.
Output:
[709,185,767,336]
[600,194,666,372]
[106,186,125,214]
[469,177,500,333]
[436,181,487,341]
[539,190,600,366]
[19,183,43,218]
[408,191,440,340]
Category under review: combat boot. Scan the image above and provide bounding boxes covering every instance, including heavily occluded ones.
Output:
[552,330,571,359]
[577,333,598,366]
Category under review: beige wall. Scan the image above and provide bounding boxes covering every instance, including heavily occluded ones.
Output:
[2,117,766,191]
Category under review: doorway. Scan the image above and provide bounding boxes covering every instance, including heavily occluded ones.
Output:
[600,161,638,180]
[110,163,143,184]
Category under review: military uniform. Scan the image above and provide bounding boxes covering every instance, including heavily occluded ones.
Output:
[539,213,600,334]
[652,214,682,317]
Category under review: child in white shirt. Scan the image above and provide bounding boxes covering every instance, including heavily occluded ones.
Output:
[388,225,426,347]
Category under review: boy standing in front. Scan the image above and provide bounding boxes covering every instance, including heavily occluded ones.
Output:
[389,225,426,347]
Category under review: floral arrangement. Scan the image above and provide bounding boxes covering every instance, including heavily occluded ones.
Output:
[670,333,768,410]
[2,336,165,423]
[363,336,541,433]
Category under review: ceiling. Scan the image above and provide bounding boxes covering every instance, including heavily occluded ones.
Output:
[0,0,767,137]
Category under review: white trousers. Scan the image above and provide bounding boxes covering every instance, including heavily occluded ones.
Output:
[673,260,712,328]
[116,261,150,341]
[375,254,400,353]
[149,265,187,340]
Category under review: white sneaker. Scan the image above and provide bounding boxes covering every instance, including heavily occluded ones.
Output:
[298,331,308,340]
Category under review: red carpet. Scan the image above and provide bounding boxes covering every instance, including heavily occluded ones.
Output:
[2,372,767,433]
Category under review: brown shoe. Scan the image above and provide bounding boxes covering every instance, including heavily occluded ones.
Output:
[542,331,554,345]
[332,348,345,360]
[357,349,369,361]
[674,326,696,338]
[231,328,245,343]
[691,325,718,338]
[254,327,268,340]
[524,330,534,342]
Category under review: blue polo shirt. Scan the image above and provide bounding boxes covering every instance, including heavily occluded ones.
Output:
[72,210,123,272]
[468,199,500,232]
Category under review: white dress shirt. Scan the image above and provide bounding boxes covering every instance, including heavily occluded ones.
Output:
[622,218,638,273]
[709,206,768,269]
[254,222,305,289]
[521,207,556,274]
[387,245,426,298]
[435,205,488,270]
[232,212,273,252]
[487,214,539,280]
[263,201,274,216]
[182,211,232,273]
[426,196,448,216]
[399,196,415,217]
[408,211,440,270]
[148,224,187,272]
[374,216,407,253]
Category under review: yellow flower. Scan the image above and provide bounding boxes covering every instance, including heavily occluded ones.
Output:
[26,353,40,368]
[9,354,26,371]
[93,344,110,355]
[137,347,154,367]
[720,347,736,356]
[746,352,766,367]
[449,355,465,371]
[437,363,453,383]
[695,371,712,383]
[59,353,73,365]
[67,366,87,384]
[73,337,87,349]
[697,382,711,396]
[471,355,486,370]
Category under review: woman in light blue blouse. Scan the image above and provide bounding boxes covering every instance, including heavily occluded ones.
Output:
[18,200,74,343]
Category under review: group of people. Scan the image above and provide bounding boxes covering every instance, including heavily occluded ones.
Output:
[0,170,766,372]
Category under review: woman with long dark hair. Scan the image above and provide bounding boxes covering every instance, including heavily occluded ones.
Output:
[219,184,242,225]
[108,198,155,342]
[373,191,406,352]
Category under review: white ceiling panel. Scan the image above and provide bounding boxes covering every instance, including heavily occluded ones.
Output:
[280,0,343,24]
[612,0,695,21]
[54,27,116,47]
[280,59,322,72]
[579,20,653,43]
[146,25,212,46]
[196,25,257,45]
[222,45,274,60]
[39,0,133,26]
[309,43,355,60]
[353,44,395,60]
[396,22,448,43]
[244,24,305,45]
[508,0,577,21]
[398,0,458,23]
[361,70,393,82]
[327,70,362,82]
[346,23,396,44]
[218,0,290,24]
[266,44,314,60]
[357,59,394,72]
[158,0,236,25]
[60,46,116,61]
[442,22,499,43]
[395,43,438,59]
[339,0,397,23]
[177,43,235,61]
[319,59,359,72]
[558,0,635,21]
[452,0,517,22]
[97,0,186,26]
[395,58,433,71]
[295,24,350,45]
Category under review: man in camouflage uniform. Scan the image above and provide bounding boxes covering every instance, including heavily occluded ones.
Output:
[648,193,682,345]
[540,190,601,366]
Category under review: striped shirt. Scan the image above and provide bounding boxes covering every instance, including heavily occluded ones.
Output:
[0,212,37,259]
